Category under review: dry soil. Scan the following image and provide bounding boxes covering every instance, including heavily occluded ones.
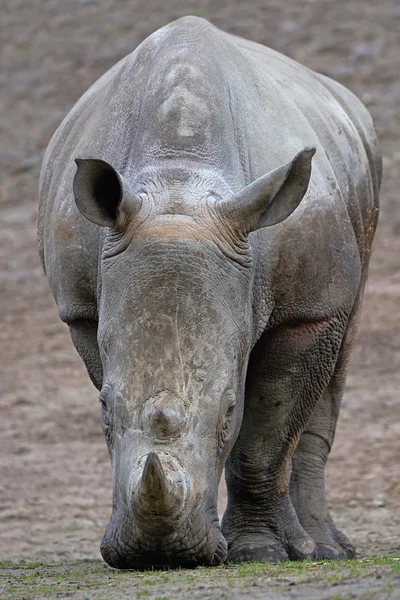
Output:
[1,1,399,598]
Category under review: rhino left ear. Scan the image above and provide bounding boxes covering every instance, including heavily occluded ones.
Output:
[218,147,316,232]
[73,158,141,227]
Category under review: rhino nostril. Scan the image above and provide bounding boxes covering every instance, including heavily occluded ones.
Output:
[140,392,187,439]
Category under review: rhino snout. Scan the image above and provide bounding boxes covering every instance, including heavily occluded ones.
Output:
[103,451,225,568]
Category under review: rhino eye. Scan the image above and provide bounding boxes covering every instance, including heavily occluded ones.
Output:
[99,384,114,449]
[218,393,236,453]
[225,402,236,419]
[223,390,236,420]
[99,382,113,409]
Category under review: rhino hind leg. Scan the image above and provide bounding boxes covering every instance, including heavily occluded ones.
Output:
[290,270,367,560]
[289,409,356,560]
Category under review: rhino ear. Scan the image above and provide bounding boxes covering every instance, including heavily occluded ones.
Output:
[73,158,140,227]
[218,147,316,232]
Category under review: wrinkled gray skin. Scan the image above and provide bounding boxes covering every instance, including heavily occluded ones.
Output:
[38,17,381,568]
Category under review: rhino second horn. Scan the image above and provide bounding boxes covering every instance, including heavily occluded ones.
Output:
[132,452,186,521]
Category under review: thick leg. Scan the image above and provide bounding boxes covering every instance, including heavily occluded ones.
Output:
[289,273,366,559]
[222,313,349,563]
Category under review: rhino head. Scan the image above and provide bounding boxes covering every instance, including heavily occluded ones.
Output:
[72,148,314,568]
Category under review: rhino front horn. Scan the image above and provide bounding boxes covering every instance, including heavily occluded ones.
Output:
[132,452,187,522]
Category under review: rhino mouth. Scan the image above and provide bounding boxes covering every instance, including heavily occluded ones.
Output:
[100,509,227,569]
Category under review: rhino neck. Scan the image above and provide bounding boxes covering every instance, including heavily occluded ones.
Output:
[129,24,242,182]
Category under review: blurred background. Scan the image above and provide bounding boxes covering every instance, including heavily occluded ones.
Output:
[1,0,399,561]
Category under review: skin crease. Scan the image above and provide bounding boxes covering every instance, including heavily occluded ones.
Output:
[38,17,381,567]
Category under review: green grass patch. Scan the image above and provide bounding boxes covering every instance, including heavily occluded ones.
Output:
[324,571,343,583]
[1,556,398,599]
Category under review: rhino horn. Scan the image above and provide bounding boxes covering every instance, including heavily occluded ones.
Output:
[132,452,186,520]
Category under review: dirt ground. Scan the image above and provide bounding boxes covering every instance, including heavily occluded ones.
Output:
[1,0,399,598]
[1,557,399,600]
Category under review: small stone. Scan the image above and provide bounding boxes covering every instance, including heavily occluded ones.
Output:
[371,492,389,507]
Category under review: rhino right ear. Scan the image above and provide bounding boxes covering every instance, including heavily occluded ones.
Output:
[73,158,141,227]
[217,148,315,233]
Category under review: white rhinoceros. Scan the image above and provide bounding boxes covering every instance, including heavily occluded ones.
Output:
[38,16,381,568]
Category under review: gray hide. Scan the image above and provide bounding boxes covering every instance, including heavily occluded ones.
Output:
[38,16,381,568]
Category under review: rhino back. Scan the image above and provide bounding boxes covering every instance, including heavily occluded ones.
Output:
[38,16,380,323]
[233,33,381,257]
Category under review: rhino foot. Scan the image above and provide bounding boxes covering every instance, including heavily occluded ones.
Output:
[226,527,316,564]
[227,536,288,564]
[223,494,316,564]
[310,520,355,560]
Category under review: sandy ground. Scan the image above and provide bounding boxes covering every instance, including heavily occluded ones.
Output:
[0,0,399,597]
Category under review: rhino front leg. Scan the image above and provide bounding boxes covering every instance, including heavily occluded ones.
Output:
[290,274,366,560]
[222,313,349,563]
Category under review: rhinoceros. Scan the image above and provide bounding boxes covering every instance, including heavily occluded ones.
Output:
[38,16,381,568]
